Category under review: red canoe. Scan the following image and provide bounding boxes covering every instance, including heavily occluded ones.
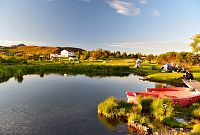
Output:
[126,91,200,107]
[146,87,194,92]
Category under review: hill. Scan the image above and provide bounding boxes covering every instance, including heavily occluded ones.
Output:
[10,45,85,55]
[11,46,60,54]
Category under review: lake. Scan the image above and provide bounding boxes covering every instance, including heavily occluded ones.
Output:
[0,73,161,135]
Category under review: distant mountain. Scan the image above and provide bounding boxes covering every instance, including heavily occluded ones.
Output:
[10,44,26,49]
[0,44,26,50]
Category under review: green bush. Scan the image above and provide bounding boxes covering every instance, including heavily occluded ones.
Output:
[98,96,118,118]
[193,108,200,118]
[98,96,133,118]
[138,96,153,113]
[152,98,174,121]
[163,117,184,128]
[185,102,200,117]
[192,123,200,135]
[128,112,149,125]
[128,112,141,123]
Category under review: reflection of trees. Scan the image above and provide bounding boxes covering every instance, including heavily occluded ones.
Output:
[98,114,126,129]
[15,76,23,83]
[0,65,131,83]
[39,72,44,77]
[99,114,181,134]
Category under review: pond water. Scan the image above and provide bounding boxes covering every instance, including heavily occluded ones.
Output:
[0,74,161,135]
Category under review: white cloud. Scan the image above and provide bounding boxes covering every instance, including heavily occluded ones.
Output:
[107,0,141,16]
[139,0,147,4]
[77,0,91,3]
[106,41,190,54]
[150,9,160,16]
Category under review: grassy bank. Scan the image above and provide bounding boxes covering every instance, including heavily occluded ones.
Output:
[98,96,200,134]
[0,60,199,86]
[0,63,132,83]
[130,64,200,86]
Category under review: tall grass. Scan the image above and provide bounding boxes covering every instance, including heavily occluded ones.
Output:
[192,123,200,135]
[98,96,133,118]
[152,98,174,121]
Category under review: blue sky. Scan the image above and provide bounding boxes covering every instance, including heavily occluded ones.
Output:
[0,0,200,54]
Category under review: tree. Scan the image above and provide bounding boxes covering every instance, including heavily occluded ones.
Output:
[80,51,90,60]
[115,51,121,58]
[75,51,80,59]
[146,54,155,61]
[122,52,127,58]
[190,34,200,53]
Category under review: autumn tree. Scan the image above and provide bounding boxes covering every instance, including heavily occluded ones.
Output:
[190,34,200,53]
[115,51,121,58]
[122,52,127,58]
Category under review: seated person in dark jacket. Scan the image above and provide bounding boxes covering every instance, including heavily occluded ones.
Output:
[183,70,194,80]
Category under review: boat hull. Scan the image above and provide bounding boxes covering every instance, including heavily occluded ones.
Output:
[126,91,200,107]
[146,87,193,92]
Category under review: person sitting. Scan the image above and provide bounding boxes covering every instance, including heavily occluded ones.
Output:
[183,70,194,80]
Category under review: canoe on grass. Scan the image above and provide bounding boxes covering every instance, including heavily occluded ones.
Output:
[146,87,194,92]
[126,91,200,107]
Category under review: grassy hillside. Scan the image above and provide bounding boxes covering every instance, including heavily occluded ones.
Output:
[11,46,60,54]
[10,45,85,54]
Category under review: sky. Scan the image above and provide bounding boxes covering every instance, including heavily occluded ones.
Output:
[0,0,200,54]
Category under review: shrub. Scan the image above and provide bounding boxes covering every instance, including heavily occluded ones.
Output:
[128,112,141,123]
[98,96,119,118]
[192,123,200,135]
[152,98,174,121]
[163,117,184,128]
[186,102,200,117]
[98,96,133,118]
[193,108,200,118]
[128,112,149,125]
[138,96,153,113]
[14,70,23,77]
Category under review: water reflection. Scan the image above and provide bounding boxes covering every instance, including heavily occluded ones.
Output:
[0,65,173,134]
[98,115,187,135]
[98,114,127,129]
[14,76,23,83]
[0,65,131,83]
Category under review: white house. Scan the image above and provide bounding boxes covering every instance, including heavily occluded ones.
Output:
[50,53,59,58]
[60,49,75,57]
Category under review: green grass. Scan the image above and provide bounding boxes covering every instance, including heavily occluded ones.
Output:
[162,117,184,128]
[190,66,200,73]
[146,72,184,86]
[131,64,161,76]
[98,96,179,130]
[137,96,153,113]
[191,123,200,135]
[151,98,174,121]
[193,73,200,82]
[0,64,132,83]
[98,96,133,118]
[147,72,184,81]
